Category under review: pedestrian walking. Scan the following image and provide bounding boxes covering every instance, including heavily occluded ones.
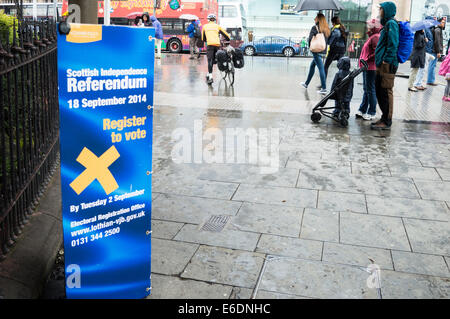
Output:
[356,18,381,121]
[324,16,347,78]
[301,37,308,56]
[372,1,399,131]
[408,30,427,92]
[187,19,201,59]
[151,15,164,59]
[300,13,331,95]
[439,53,450,101]
[142,13,152,27]
[427,17,446,86]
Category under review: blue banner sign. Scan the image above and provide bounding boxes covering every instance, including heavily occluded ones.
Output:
[58,24,154,299]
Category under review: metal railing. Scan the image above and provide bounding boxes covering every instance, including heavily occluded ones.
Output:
[0,17,59,260]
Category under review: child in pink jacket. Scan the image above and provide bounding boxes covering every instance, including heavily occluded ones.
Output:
[439,53,450,101]
[356,19,382,121]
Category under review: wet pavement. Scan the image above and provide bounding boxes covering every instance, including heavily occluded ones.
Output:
[147,54,450,299]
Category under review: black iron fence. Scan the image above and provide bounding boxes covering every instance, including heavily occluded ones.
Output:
[0,18,59,260]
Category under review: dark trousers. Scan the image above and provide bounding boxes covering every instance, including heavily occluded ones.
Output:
[207,45,219,73]
[375,64,396,126]
[324,49,345,77]
[359,70,377,116]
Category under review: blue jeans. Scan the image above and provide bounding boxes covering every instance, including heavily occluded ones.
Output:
[427,53,437,84]
[359,70,377,116]
[305,53,326,89]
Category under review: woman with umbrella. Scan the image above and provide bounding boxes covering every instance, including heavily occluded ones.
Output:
[408,29,428,92]
[409,19,439,90]
[300,13,331,95]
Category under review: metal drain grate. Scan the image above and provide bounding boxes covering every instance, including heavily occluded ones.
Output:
[200,215,231,232]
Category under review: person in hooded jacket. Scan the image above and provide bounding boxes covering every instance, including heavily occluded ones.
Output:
[408,30,427,92]
[356,19,382,121]
[151,15,164,59]
[331,56,354,117]
[324,16,348,78]
[372,1,399,130]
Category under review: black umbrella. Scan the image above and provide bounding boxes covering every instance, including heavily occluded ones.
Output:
[294,0,344,11]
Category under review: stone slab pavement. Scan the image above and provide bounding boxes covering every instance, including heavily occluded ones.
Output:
[147,54,450,299]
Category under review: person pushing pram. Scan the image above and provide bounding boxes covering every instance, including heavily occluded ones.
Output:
[311,56,368,127]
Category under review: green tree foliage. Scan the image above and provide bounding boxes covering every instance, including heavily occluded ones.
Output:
[0,10,19,44]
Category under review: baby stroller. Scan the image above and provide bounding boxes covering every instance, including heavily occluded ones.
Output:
[311,59,368,127]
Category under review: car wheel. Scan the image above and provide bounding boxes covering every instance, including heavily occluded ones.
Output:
[168,39,182,53]
[244,46,255,56]
[283,47,294,58]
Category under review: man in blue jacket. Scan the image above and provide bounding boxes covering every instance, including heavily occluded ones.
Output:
[151,15,164,59]
[372,1,399,130]
[186,19,201,59]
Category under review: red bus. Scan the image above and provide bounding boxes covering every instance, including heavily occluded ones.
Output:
[62,0,219,53]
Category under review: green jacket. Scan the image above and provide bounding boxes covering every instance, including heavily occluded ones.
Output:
[375,2,399,67]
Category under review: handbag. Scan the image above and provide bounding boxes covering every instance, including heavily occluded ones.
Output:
[310,26,326,53]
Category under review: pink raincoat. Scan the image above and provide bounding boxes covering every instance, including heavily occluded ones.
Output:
[439,53,450,77]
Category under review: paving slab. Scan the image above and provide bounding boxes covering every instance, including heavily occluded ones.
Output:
[173,224,260,251]
[151,220,184,240]
[151,238,199,276]
[436,168,450,181]
[148,274,232,299]
[389,165,441,181]
[232,184,318,209]
[256,234,322,261]
[229,287,253,299]
[259,257,378,299]
[300,208,339,242]
[196,164,299,187]
[367,155,422,167]
[152,194,241,224]
[351,162,391,177]
[181,246,265,289]
[231,202,303,237]
[402,219,450,255]
[298,171,420,199]
[153,177,239,200]
[340,213,411,251]
[391,251,450,278]
[255,290,311,299]
[380,270,450,299]
[286,159,351,174]
[366,195,449,221]
[318,190,367,213]
[414,180,450,202]
[322,242,394,270]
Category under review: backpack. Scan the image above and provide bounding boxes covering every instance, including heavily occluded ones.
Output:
[194,24,201,38]
[385,20,414,64]
[216,50,230,71]
[232,48,245,69]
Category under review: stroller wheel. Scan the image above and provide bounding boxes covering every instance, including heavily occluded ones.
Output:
[339,117,348,128]
[311,112,322,123]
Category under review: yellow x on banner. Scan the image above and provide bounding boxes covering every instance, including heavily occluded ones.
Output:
[70,146,120,195]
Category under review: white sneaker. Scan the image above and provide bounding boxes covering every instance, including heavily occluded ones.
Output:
[355,111,364,119]
[362,114,374,121]
[300,82,308,89]
[317,89,328,95]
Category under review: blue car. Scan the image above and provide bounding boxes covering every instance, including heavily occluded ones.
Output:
[240,36,300,57]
